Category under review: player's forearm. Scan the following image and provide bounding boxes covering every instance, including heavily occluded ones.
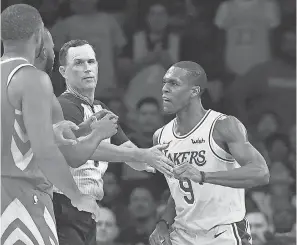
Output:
[59,130,105,168]
[36,145,81,200]
[91,142,144,163]
[76,121,91,137]
[204,161,270,189]
[160,195,176,226]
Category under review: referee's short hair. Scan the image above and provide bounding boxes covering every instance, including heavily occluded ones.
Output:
[1,4,43,41]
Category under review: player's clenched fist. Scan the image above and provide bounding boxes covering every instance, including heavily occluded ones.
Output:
[90,111,118,139]
[149,221,172,245]
[142,144,174,178]
[79,109,118,135]
[53,120,79,146]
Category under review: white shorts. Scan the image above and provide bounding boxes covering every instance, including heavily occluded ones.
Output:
[170,218,252,245]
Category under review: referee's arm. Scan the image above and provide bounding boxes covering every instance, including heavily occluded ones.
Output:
[54,97,107,168]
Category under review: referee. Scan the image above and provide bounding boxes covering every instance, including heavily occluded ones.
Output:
[53,39,173,245]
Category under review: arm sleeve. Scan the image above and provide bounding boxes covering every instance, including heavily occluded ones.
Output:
[97,101,129,145]
[58,97,85,125]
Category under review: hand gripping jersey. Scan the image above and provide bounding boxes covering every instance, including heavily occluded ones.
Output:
[158,110,245,232]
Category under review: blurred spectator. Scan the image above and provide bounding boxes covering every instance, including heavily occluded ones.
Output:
[265,133,290,163]
[249,161,294,227]
[214,0,280,75]
[202,74,230,114]
[226,25,296,132]
[51,0,126,99]
[252,111,281,142]
[288,124,296,172]
[104,91,132,135]
[117,187,157,245]
[122,97,162,181]
[272,205,296,234]
[96,207,120,245]
[269,162,295,226]
[246,211,270,245]
[101,172,131,230]
[119,1,179,111]
[156,189,170,218]
[129,97,163,148]
[38,0,60,28]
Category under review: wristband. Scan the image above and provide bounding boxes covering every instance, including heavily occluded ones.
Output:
[157,219,170,229]
[199,171,205,185]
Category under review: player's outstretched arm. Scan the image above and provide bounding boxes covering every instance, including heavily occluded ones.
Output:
[21,68,82,199]
[90,141,174,177]
[204,116,269,188]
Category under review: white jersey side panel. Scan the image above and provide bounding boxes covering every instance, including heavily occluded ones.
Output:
[159,110,245,232]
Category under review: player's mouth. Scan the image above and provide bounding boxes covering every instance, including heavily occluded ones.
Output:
[162,96,171,103]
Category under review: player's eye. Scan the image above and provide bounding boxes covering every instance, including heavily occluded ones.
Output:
[88,59,96,64]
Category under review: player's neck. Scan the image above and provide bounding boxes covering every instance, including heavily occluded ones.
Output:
[2,44,35,64]
[67,85,95,105]
[175,100,207,135]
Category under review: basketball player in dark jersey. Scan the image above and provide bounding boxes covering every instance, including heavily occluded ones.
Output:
[0,5,109,244]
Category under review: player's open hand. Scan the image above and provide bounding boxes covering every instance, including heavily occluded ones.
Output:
[173,162,201,183]
[142,144,174,178]
[149,222,172,245]
[71,194,101,222]
[53,120,79,146]
[90,111,118,139]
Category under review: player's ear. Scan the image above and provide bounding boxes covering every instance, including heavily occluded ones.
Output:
[59,66,66,78]
[40,47,47,61]
[191,86,201,97]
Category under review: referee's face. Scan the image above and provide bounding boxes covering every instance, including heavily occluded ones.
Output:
[63,44,98,92]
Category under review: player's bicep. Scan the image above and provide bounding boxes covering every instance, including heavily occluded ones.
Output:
[22,71,56,155]
[216,116,266,168]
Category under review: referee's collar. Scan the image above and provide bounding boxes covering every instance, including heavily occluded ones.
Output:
[64,86,94,107]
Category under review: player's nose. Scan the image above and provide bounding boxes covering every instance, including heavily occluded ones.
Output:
[162,83,170,93]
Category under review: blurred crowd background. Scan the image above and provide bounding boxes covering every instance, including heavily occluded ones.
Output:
[2,0,296,244]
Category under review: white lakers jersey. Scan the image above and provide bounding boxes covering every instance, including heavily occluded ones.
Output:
[158,110,245,231]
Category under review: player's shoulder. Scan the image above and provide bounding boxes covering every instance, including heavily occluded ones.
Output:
[213,114,248,143]
[13,67,52,91]
[153,119,174,144]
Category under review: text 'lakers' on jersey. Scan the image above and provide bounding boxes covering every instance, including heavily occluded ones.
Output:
[158,110,245,232]
[1,58,52,195]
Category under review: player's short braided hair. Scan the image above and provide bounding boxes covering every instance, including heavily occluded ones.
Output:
[1,4,43,41]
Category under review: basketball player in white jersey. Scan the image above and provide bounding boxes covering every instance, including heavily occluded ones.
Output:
[149,61,270,245]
